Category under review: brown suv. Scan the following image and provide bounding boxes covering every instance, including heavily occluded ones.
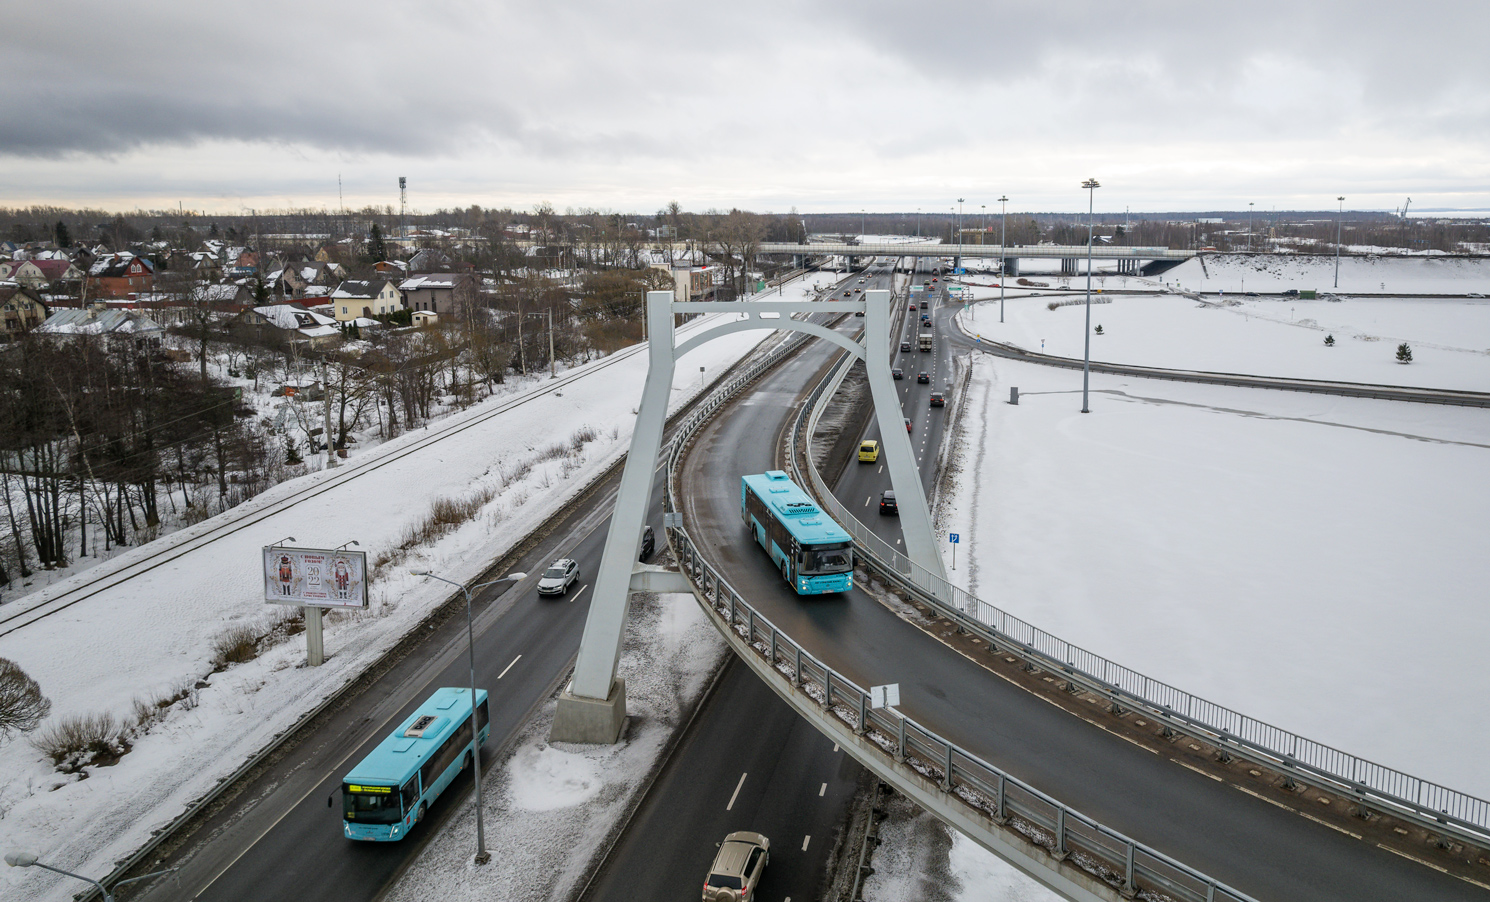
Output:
[703,831,770,901]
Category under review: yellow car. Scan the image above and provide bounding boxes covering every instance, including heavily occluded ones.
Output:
[858,440,880,463]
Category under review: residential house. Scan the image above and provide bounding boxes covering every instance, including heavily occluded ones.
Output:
[407,248,454,273]
[34,306,165,346]
[411,309,438,328]
[0,260,48,286]
[0,282,48,341]
[398,273,475,317]
[372,259,408,278]
[330,279,404,323]
[231,304,341,349]
[191,282,256,312]
[87,253,156,298]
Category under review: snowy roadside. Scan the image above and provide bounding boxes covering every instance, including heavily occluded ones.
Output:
[381,590,728,902]
[0,272,838,902]
[936,347,1490,799]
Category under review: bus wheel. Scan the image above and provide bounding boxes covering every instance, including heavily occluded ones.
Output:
[781,562,790,584]
[415,802,426,824]
[462,750,472,772]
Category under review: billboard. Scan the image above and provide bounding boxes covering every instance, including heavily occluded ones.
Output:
[263,546,368,608]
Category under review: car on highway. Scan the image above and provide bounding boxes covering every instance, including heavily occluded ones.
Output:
[929,391,945,407]
[639,526,655,562]
[919,300,928,310]
[916,372,930,383]
[904,417,912,432]
[908,302,917,310]
[878,490,898,515]
[703,831,770,902]
[891,367,903,379]
[900,340,912,352]
[920,314,930,324]
[537,558,579,595]
[930,277,938,283]
[858,440,880,463]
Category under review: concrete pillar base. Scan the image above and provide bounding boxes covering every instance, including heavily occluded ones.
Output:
[549,678,627,744]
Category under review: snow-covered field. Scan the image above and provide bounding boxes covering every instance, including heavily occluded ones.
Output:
[383,590,726,902]
[0,272,837,902]
[1159,253,1490,295]
[936,341,1490,801]
[957,291,1490,391]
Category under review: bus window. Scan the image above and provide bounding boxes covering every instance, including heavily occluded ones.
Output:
[800,542,853,574]
[478,699,490,732]
[343,785,402,824]
[401,777,419,813]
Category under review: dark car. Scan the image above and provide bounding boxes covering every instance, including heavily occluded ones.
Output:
[919,300,928,310]
[929,391,945,407]
[891,367,903,380]
[879,490,898,515]
[900,340,912,352]
[1282,288,1299,297]
[916,372,930,383]
[639,525,655,562]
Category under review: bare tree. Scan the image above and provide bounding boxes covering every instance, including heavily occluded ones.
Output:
[0,657,50,739]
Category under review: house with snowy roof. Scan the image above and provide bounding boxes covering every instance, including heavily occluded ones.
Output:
[34,306,164,346]
[87,253,155,298]
[330,279,404,323]
[398,273,475,317]
[231,303,342,349]
[0,283,48,341]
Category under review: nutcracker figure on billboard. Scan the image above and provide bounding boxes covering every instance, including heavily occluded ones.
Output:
[333,558,352,600]
[278,554,295,596]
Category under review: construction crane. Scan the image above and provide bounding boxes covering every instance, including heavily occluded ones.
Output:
[1398,197,1411,252]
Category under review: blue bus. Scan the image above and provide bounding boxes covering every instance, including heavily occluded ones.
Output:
[342,686,490,841]
[741,471,854,594]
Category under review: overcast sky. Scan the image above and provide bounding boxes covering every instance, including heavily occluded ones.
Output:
[4,1,1488,216]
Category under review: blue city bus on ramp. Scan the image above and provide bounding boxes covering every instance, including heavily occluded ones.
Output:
[342,686,490,841]
[741,470,854,594]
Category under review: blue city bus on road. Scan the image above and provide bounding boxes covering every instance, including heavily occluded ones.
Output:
[342,686,490,841]
[741,471,854,594]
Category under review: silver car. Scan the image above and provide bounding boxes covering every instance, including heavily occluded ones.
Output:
[537,558,579,596]
[703,831,769,902]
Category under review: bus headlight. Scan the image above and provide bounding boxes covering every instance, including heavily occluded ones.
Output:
[391,825,401,837]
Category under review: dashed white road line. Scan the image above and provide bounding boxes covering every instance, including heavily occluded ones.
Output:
[801,835,811,851]
[727,772,747,811]
[819,782,827,797]
[568,583,590,603]
[497,655,521,679]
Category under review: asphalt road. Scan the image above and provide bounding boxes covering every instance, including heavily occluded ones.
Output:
[677,266,1482,901]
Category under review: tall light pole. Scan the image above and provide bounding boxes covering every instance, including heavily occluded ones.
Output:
[861,209,866,237]
[998,195,1008,324]
[1081,179,1100,414]
[1334,196,1345,288]
[981,204,986,244]
[1248,202,1254,251]
[5,852,175,901]
[956,198,965,270]
[413,570,505,866]
[916,207,921,238]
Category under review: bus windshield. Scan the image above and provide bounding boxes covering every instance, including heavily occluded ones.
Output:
[800,542,853,575]
[343,784,403,824]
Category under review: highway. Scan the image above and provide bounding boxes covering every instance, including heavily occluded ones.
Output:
[674,265,1484,900]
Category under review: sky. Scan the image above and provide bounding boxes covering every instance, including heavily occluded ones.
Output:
[3,1,1488,216]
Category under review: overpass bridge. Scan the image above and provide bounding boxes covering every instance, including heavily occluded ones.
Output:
[755,241,1194,275]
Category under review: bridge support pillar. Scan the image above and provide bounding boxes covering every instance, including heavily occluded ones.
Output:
[551,291,677,744]
[1002,256,1019,277]
[1061,258,1077,276]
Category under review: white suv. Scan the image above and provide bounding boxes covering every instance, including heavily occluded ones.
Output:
[537,558,579,595]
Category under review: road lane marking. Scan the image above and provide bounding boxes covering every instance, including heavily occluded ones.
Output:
[864,495,872,507]
[802,835,811,851]
[832,743,838,752]
[727,772,747,810]
[819,782,827,797]
[569,583,590,603]
[498,655,522,679]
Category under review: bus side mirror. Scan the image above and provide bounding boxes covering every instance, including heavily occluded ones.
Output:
[328,794,334,807]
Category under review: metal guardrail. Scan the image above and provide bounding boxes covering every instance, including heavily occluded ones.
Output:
[789,342,1490,849]
[661,393,1258,900]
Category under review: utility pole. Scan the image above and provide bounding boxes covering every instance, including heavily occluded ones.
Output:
[548,310,556,379]
[1248,202,1254,251]
[1081,179,1100,414]
[1334,196,1345,289]
[998,195,1008,324]
[322,357,336,468]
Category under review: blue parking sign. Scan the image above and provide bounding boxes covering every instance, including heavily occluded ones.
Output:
[949,533,959,544]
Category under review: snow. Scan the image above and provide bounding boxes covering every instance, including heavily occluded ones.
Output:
[0,272,837,902]
[956,291,1490,391]
[1158,253,1490,295]
[381,590,727,902]
[937,315,1490,800]
[250,303,336,330]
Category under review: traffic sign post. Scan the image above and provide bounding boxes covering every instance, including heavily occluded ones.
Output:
[949,532,959,569]
[870,683,900,709]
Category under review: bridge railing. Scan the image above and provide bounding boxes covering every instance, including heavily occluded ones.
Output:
[789,346,1490,848]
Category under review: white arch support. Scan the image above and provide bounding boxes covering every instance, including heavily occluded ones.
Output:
[550,289,946,744]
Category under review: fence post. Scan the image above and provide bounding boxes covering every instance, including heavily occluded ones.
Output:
[857,692,869,735]
[896,713,907,762]
[1123,841,1136,897]
[1056,807,1068,859]
[942,742,954,791]
[996,772,1008,823]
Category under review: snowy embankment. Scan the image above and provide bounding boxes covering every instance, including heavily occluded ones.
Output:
[382,590,725,902]
[1159,253,1490,295]
[936,338,1490,801]
[0,273,835,902]
[957,291,1490,392]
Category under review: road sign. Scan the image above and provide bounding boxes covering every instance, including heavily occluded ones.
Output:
[870,683,900,709]
[949,533,959,543]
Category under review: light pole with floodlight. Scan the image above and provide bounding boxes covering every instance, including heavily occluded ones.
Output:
[412,570,506,865]
[1334,196,1345,288]
[998,195,1008,324]
[4,851,175,901]
[1081,179,1100,414]
[1248,202,1254,251]
[956,198,965,270]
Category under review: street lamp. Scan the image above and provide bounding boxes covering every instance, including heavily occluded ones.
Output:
[861,209,866,237]
[412,570,507,866]
[956,198,965,269]
[998,195,1008,324]
[916,207,921,238]
[1248,202,1254,251]
[981,204,986,244]
[1334,196,1345,288]
[1080,178,1100,414]
[5,851,175,901]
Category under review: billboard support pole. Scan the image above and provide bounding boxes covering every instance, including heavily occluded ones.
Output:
[305,606,324,666]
